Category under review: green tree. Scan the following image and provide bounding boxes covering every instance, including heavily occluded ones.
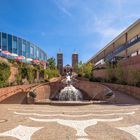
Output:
[47,57,56,70]
[82,63,93,78]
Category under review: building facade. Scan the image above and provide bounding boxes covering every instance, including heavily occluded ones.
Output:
[0,32,47,62]
[72,52,78,70]
[87,19,140,67]
[57,52,63,74]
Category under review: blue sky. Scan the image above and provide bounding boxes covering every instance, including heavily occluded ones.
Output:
[0,0,140,65]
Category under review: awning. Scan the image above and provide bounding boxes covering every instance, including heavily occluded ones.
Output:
[26,58,33,61]
[40,61,46,65]
[15,56,25,60]
[1,51,11,55]
[10,53,18,57]
[32,59,40,63]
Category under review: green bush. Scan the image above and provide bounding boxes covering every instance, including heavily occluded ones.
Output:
[27,66,34,84]
[89,77,105,82]
[78,73,82,77]
[17,64,34,84]
[0,60,10,84]
[29,91,37,98]
[44,68,59,79]
[130,69,140,87]
[115,64,126,84]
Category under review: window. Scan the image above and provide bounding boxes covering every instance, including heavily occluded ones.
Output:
[8,34,12,53]
[2,33,7,51]
[30,46,33,55]
[37,48,39,58]
[0,32,1,50]
[22,43,26,52]
[26,42,30,58]
[22,40,26,57]
[34,46,37,58]
[13,40,17,49]
[41,52,44,60]
[18,38,22,56]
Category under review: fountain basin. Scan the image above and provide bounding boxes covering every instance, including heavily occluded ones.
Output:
[33,79,115,105]
[35,99,108,106]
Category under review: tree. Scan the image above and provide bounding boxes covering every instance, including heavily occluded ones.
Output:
[82,63,93,78]
[77,62,93,78]
[47,57,56,70]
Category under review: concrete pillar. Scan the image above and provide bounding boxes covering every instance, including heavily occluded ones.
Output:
[125,33,128,57]
[104,50,106,58]
[112,42,115,59]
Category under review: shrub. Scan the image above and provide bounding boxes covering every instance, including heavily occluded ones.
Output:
[115,64,126,84]
[27,66,34,84]
[15,73,22,85]
[78,73,82,77]
[89,77,104,82]
[29,91,37,98]
[44,68,59,79]
[0,60,10,84]
[130,69,140,87]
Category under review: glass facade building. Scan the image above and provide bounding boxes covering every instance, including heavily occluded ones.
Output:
[0,32,47,62]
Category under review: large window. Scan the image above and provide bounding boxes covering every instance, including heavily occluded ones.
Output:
[18,38,22,56]
[40,51,43,60]
[34,46,37,59]
[22,43,26,52]
[13,36,17,54]
[8,34,12,53]
[26,42,30,58]
[22,40,26,57]
[30,46,33,55]
[0,32,1,50]
[2,33,7,51]
[37,48,39,58]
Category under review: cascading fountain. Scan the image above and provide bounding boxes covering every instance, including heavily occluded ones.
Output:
[58,73,83,101]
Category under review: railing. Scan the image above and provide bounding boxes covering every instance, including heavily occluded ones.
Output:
[0,84,38,103]
[106,35,140,61]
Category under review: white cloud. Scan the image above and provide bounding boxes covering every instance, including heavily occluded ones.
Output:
[53,0,73,17]
[52,0,140,63]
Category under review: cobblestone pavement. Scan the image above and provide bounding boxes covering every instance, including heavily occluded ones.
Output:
[0,103,140,140]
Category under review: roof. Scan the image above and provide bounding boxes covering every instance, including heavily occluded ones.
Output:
[86,18,140,63]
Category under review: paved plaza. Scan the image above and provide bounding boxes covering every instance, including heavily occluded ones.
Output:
[0,100,140,140]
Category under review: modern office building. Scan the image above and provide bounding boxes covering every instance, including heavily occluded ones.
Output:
[57,52,63,74]
[72,52,78,70]
[0,32,47,62]
[87,19,140,66]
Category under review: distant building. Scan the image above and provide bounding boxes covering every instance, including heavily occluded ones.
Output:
[0,32,47,62]
[72,52,78,71]
[63,64,73,75]
[57,52,63,74]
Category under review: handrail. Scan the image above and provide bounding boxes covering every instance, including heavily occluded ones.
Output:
[0,84,38,102]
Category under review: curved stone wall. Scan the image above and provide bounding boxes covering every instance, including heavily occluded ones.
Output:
[74,80,111,100]
[34,80,112,102]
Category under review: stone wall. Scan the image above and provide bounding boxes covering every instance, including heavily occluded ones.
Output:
[34,80,112,101]
[34,84,51,100]
[104,83,140,100]
[75,80,111,100]
[93,55,140,82]
[0,84,37,103]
